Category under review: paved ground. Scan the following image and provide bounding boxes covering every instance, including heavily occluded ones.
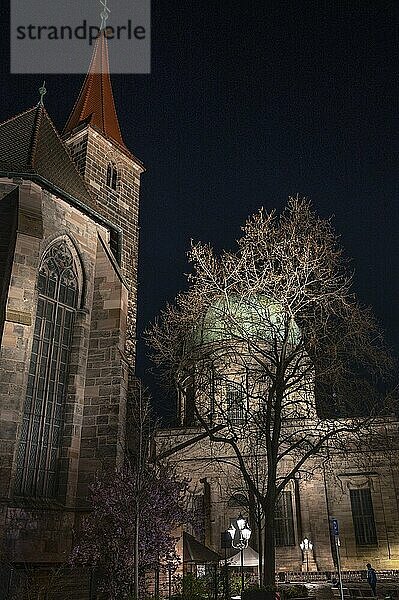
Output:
[302,581,399,599]
[231,581,399,600]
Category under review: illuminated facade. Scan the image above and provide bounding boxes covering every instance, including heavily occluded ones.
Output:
[0,31,143,597]
[157,298,399,576]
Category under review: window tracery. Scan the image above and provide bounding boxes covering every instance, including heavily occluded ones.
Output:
[15,240,80,498]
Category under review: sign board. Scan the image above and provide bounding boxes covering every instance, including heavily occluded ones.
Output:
[331,518,339,536]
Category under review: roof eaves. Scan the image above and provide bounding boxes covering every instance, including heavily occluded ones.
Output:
[0,170,120,236]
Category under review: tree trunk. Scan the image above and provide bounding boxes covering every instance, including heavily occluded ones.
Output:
[134,509,139,600]
[262,500,276,589]
[257,510,263,587]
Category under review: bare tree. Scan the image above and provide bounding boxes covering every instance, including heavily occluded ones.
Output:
[147,197,396,588]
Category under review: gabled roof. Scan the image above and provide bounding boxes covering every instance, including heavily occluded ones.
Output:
[63,30,129,154]
[183,532,221,563]
[227,546,259,567]
[0,104,94,207]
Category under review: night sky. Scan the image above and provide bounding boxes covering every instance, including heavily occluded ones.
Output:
[0,2,397,415]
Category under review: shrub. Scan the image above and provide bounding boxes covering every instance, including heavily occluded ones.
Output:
[280,584,309,598]
[181,573,208,599]
[230,580,310,600]
[229,572,256,596]
[242,584,277,600]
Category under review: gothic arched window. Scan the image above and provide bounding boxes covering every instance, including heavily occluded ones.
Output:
[15,240,80,498]
[106,162,118,190]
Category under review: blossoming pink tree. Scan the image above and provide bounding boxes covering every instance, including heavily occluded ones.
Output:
[71,384,194,599]
[71,464,191,598]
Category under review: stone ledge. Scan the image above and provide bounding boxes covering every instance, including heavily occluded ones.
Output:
[6,309,32,325]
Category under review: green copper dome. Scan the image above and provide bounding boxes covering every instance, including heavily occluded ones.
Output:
[194,295,301,346]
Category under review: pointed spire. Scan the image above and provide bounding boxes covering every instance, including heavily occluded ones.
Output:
[63,30,128,152]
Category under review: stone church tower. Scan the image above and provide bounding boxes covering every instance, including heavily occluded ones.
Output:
[0,31,143,596]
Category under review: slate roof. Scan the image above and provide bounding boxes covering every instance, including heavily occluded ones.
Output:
[63,30,129,154]
[0,104,94,207]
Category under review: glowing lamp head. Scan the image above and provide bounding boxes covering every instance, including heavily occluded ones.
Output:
[236,514,246,530]
[242,524,251,541]
[300,538,312,551]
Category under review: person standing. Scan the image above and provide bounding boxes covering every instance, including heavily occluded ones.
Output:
[366,563,377,597]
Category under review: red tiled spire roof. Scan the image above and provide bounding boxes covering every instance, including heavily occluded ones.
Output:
[63,30,128,152]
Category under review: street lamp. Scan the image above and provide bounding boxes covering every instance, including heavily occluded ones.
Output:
[229,514,252,596]
[300,538,313,572]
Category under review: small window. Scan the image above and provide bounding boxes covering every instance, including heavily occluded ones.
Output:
[226,381,245,425]
[275,491,295,546]
[350,488,377,546]
[106,163,118,190]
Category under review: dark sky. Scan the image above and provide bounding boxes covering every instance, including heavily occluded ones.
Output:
[0,2,397,415]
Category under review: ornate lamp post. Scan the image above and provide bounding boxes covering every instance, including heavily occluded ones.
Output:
[229,514,252,596]
[300,538,313,573]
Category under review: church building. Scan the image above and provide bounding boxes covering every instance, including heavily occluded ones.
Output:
[156,296,399,580]
[0,29,144,597]
[0,21,398,600]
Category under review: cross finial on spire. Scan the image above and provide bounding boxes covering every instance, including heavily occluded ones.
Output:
[38,81,47,106]
[100,0,111,30]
